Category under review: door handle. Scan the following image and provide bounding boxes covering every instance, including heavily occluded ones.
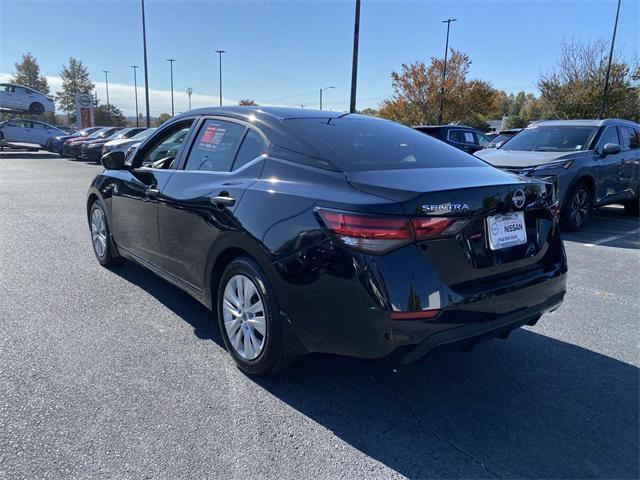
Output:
[211,195,236,207]
[145,187,160,198]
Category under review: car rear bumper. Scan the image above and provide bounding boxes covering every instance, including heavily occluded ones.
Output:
[271,234,567,362]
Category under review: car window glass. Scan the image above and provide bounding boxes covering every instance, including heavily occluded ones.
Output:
[184,119,246,172]
[464,131,476,144]
[619,127,638,150]
[11,120,30,128]
[232,129,268,170]
[597,127,620,150]
[448,130,462,143]
[138,122,193,168]
[32,123,46,129]
[476,133,489,146]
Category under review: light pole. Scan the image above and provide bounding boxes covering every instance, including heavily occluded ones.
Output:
[131,65,140,126]
[600,0,621,118]
[186,87,193,110]
[102,70,110,110]
[349,0,361,113]
[167,59,176,116]
[141,0,151,127]
[438,18,456,125]
[319,86,335,110]
[215,49,226,107]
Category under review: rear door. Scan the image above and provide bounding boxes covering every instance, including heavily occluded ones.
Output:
[618,126,640,200]
[158,118,268,289]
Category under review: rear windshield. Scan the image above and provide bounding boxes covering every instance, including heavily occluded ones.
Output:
[284,117,488,172]
[503,126,598,152]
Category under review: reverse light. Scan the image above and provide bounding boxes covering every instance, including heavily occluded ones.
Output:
[316,209,469,254]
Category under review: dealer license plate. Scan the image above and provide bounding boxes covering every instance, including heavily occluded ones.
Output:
[486,212,527,250]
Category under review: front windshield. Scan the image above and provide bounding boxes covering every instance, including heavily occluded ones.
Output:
[502,126,598,152]
[132,128,156,139]
[87,129,107,139]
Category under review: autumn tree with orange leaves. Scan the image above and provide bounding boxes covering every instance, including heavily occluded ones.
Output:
[378,50,499,129]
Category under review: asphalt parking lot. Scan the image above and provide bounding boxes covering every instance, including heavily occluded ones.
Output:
[1,152,638,479]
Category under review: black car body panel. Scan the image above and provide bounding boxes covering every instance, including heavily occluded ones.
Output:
[87,107,567,363]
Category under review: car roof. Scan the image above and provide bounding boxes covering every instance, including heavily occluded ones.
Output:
[176,106,346,123]
[530,119,639,128]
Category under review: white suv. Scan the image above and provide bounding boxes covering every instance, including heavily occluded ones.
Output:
[0,83,55,114]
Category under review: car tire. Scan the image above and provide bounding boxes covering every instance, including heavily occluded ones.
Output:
[623,197,639,216]
[217,257,295,376]
[89,200,123,267]
[560,183,592,232]
[29,102,45,115]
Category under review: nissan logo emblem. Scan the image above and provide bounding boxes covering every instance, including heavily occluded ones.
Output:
[512,189,526,209]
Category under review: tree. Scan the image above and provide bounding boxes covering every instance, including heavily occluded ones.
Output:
[238,99,258,106]
[56,58,95,120]
[93,103,126,126]
[377,50,499,127]
[538,39,639,121]
[154,113,172,126]
[11,53,49,94]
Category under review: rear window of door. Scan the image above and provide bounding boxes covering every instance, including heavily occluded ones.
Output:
[232,129,268,170]
[449,130,476,144]
[184,119,246,172]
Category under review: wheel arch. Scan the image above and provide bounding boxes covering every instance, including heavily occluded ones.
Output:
[564,174,596,208]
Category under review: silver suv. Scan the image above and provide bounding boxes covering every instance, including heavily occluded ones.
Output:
[475,119,640,231]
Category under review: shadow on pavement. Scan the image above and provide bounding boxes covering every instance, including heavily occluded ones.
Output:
[111,261,639,479]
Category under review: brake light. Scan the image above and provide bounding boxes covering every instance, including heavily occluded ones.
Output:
[316,209,468,254]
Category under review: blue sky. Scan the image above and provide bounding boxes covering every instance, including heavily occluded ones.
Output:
[1,0,638,115]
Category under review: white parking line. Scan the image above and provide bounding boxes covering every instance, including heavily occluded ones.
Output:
[582,228,640,247]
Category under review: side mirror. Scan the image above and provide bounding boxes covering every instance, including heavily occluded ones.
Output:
[101,151,126,170]
[601,143,621,157]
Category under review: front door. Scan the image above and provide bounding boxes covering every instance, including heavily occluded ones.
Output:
[111,119,196,267]
[618,126,640,200]
[594,126,626,203]
[158,119,269,290]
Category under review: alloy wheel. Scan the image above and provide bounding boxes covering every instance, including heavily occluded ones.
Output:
[570,189,589,229]
[222,274,266,360]
[91,207,107,258]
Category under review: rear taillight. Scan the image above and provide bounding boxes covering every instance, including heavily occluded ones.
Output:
[316,209,468,254]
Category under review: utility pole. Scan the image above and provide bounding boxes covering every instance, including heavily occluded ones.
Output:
[349,0,361,113]
[319,86,335,110]
[141,0,151,127]
[438,18,456,125]
[131,65,140,126]
[215,50,226,107]
[186,87,193,110]
[600,0,621,119]
[167,59,176,116]
[102,70,110,110]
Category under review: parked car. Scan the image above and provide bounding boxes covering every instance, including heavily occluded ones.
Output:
[0,83,55,114]
[102,128,156,156]
[486,128,522,149]
[47,127,102,155]
[0,119,65,147]
[413,125,490,154]
[475,119,640,231]
[87,107,566,375]
[64,127,121,158]
[80,127,145,163]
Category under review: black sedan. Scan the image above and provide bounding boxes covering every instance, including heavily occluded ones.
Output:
[87,107,567,375]
[79,127,146,163]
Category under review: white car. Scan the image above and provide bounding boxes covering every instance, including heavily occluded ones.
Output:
[102,127,156,155]
[0,119,65,147]
[0,83,55,114]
